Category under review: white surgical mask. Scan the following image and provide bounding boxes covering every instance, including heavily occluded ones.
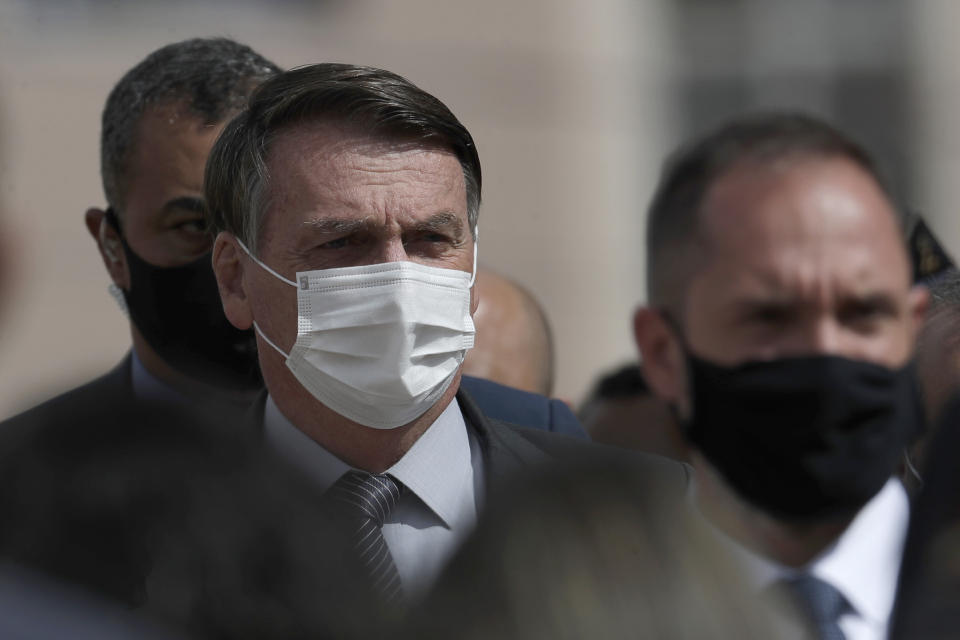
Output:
[238,238,477,429]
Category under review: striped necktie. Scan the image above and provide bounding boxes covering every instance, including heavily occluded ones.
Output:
[779,574,848,640]
[325,470,404,603]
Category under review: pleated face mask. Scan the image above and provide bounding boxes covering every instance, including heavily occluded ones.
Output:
[239,238,477,429]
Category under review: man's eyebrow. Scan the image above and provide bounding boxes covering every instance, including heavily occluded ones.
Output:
[840,291,900,312]
[411,212,463,235]
[301,217,375,234]
[161,196,206,215]
[299,213,465,236]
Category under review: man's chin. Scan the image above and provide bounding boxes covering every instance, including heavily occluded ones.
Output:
[691,450,870,531]
[747,499,865,531]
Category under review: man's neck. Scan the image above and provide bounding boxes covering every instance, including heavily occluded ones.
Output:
[265,372,463,473]
[131,330,260,406]
[694,457,854,568]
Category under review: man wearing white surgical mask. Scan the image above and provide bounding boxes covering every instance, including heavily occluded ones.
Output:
[207,64,689,602]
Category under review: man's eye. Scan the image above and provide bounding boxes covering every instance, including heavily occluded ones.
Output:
[319,237,350,250]
[406,233,453,246]
[749,307,790,325]
[176,219,208,234]
[841,304,886,326]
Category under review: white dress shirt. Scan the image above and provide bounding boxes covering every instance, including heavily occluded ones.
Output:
[707,478,909,640]
[263,394,485,599]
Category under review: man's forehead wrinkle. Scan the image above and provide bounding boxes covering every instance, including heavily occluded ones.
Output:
[710,249,908,330]
[300,216,376,233]
[298,212,463,235]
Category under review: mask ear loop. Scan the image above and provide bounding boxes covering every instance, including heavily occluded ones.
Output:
[234,237,295,359]
[468,226,479,287]
[102,207,131,315]
[902,448,923,489]
[235,238,297,288]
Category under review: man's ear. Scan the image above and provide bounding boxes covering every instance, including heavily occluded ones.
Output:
[212,232,253,330]
[633,306,688,407]
[908,284,931,340]
[85,207,130,289]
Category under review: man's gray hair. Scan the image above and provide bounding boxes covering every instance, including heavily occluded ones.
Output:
[101,37,280,213]
[204,63,481,255]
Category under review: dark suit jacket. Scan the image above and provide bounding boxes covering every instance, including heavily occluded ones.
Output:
[889,393,960,638]
[1,357,135,431]
[459,376,587,440]
[0,355,258,434]
[2,358,588,442]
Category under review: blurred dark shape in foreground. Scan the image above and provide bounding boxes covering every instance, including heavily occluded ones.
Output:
[0,561,180,639]
[404,459,779,639]
[892,392,960,638]
[0,393,378,639]
[908,267,960,494]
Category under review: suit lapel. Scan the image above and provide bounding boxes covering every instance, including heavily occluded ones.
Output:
[247,390,270,439]
[456,388,551,491]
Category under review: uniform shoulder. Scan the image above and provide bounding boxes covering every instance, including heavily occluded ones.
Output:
[486,418,691,496]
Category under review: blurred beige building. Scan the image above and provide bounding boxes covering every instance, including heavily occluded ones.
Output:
[0,0,957,417]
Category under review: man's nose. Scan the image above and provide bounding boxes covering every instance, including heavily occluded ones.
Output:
[803,317,843,355]
[378,238,408,264]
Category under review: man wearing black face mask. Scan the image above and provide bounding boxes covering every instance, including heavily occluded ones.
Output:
[81,38,280,403]
[633,113,928,640]
[22,39,280,411]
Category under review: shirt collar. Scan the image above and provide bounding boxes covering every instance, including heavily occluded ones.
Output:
[707,478,909,627]
[263,395,351,491]
[385,399,474,528]
[811,478,909,626]
[263,396,473,528]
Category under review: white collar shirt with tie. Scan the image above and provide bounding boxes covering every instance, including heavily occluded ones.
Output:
[704,478,909,640]
[263,394,485,600]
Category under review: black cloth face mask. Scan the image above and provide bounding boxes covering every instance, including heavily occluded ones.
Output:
[105,208,262,392]
[682,350,924,522]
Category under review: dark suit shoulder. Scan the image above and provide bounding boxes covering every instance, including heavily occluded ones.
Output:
[458,388,690,501]
[0,357,132,432]
[458,375,588,439]
[497,420,689,488]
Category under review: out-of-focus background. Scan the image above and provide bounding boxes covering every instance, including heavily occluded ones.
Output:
[0,0,956,417]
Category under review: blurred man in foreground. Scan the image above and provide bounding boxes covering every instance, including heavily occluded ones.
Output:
[634,113,927,639]
[207,63,688,601]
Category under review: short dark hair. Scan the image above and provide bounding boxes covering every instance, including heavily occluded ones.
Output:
[645,112,897,315]
[204,63,481,254]
[593,363,650,399]
[101,37,280,212]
